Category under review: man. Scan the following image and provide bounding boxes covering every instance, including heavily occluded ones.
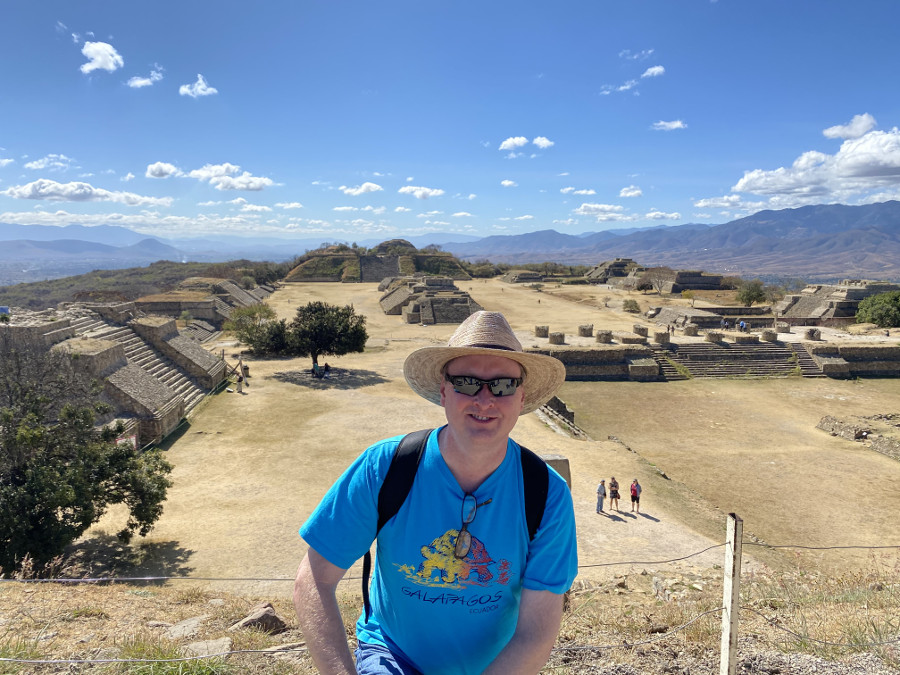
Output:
[293,311,578,674]
[596,479,606,514]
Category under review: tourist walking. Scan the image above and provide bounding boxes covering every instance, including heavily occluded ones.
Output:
[596,479,606,513]
[609,477,620,512]
[630,479,642,513]
[294,311,578,675]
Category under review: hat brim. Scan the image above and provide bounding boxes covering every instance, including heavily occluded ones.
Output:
[403,346,566,415]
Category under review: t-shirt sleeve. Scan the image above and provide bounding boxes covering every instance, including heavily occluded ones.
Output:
[522,468,578,594]
[298,437,399,570]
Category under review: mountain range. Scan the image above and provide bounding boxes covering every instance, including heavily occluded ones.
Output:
[1,201,898,286]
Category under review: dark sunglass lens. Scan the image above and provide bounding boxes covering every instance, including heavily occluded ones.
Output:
[449,376,482,396]
[488,378,518,396]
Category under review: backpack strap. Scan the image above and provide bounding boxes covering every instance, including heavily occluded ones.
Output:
[362,428,431,623]
[519,445,549,541]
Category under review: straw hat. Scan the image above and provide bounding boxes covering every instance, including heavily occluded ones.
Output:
[403,311,566,415]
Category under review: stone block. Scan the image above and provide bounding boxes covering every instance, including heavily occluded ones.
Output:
[577,324,593,337]
[632,324,648,337]
[595,330,612,343]
[534,325,549,338]
[548,332,565,345]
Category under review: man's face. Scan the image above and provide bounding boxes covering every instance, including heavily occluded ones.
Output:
[439,354,525,449]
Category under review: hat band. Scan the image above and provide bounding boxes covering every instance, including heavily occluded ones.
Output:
[458,343,516,351]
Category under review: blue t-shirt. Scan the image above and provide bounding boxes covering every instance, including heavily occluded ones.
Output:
[299,427,578,675]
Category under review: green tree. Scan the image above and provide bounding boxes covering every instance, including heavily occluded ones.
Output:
[288,301,368,367]
[737,279,767,307]
[224,304,278,353]
[681,289,696,307]
[856,291,900,328]
[0,336,172,574]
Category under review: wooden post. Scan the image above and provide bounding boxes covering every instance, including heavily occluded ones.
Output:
[719,513,743,675]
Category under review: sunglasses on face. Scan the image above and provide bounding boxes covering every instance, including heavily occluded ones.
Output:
[445,374,523,397]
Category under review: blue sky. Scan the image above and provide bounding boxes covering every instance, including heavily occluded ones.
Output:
[2,0,900,243]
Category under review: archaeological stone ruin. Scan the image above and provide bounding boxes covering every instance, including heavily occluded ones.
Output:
[379,276,483,324]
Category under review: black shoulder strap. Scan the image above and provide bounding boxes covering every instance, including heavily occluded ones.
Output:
[362,429,431,623]
[519,445,549,541]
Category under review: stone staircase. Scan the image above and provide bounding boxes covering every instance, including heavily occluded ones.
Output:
[787,342,826,377]
[656,342,808,379]
[650,348,690,381]
[70,313,209,414]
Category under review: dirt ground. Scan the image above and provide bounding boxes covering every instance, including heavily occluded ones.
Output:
[83,280,900,598]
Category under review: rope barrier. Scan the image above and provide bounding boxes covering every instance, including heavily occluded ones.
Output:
[4,540,897,585]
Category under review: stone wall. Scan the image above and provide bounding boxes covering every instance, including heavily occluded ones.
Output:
[53,337,127,378]
[528,345,659,381]
[131,316,225,388]
[807,344,900,378]
[104,364,185,443]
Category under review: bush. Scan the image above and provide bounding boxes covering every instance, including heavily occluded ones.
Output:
[0,337,172,573]
[622,299,640,313]
[856,291,900,328]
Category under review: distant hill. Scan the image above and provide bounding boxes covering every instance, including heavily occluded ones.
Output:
[0,237,183,261]
[441,201,900,280]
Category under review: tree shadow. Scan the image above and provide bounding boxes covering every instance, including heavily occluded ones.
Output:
[63,532,194,583]
[272,367,389,390]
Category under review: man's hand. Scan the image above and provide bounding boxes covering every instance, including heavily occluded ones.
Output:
[482,588,564,674]
[293,548,356,675]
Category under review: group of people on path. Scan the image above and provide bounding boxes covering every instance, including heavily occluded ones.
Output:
[596,477,641,514]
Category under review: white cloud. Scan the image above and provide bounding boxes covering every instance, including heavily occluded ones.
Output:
[617,80,638,92]
[641,66,665,78]
[823,113,877,140]
[2,178,172,207]
[645,210,680,220]
[80,42,124,74]
[127,66,164,89]
[398,185,445,199]
[499,136,528,151]
[0,158,15,168]
[339,181,383,196]
[24,154,74,171]
[733,127,900,205]
[334,206,357,212]
[619,185,642,198]
[179,74,218,98]
[693,195,742,208]
[394,206,412,212]
[146,161,181,178]
[532,136,554,149]
[514,215,534,220]
[240,203,272,213]
[553,218,578,226]
[189,163,273,191]
[275,202,304,209]
[573,202,631,222]
[652,120,687,131]
[500,179,517,187]
[121,172,135,182]
[619,49,654,60]
[452,211,473,217]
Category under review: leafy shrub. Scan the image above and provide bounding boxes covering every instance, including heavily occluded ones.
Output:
[856,291,900,328]
[622,299,640,313]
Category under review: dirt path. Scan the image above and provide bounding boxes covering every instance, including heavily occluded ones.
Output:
[84,280,900,596]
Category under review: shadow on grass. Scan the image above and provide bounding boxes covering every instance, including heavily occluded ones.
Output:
[64,533,194,583]
[272,367,389,390]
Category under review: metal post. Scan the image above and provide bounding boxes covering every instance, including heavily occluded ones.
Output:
[720,513,743,675]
